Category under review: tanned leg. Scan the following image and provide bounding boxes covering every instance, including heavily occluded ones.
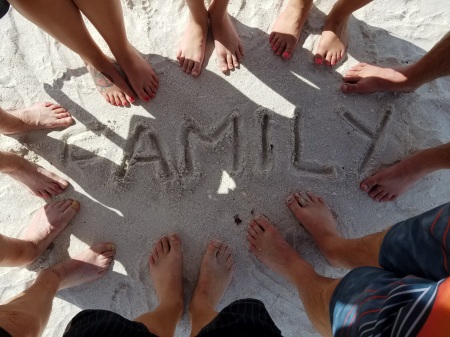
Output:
[0,103,72,135]
[8,0,136,106]
[0,151,68,199]
[341,31,450,93]
[361,142,450,202]
[133,235,184,337]
[286,192,386,269]
[0,243,115,337]
[0,200,79,267]
[315,0,373,66]
[177,0,209,77]
[73,0,159,102]
[208,0,244,73]
[247,214,339,337]
[189,240,234,337]
[270,0,313,60]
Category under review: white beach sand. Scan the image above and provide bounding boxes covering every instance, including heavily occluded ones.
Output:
[0,0,449,335]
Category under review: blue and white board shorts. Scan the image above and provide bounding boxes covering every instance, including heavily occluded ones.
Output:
[330,203,450,337]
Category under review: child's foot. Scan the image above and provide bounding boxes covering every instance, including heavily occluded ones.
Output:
[286,192,342,266]
[19,200,80,264]
[209,9,244,73]
[6,156,69,199]
[341,63,418,94]
[360,156,428,202]
[47,243,116,290]
[270,1,312,60]
[314,18,348,66]
[86,59,135,107]
[0,103,73,135]
[247,214,306,283]
[190,240,234,310]
[148,234,184,311]
[116,46,159,102]
[177,14,209,77]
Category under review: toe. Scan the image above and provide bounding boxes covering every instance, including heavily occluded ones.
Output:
[169,233,181,249]
[272,40,281,52]
[250,220,263,234]
[282,44,295,60]
[191,62,202,77]
[269,32,276,43]
[54,117,73,127]
[156,239,164,255]
[218,243,227,259]
[218,55,229,73]
[294,192,309,207]
[161,236,170,254]
[207,240,222,256]
[374,191,387,202]
[56,112,71,118]
[92,243,116,255]
[231,54,239,67]
[286,195,303,215]
[306,192,319,203]
[178,56,185,67]
[380,194,392,202]
[360,176,377,192]
[118,93,129,106]
[186,60,195,74]
[276,41,287,56]
[314,53,324,65]
[226,55,234,70]
[368,186,384,199]
[254,214,271,231]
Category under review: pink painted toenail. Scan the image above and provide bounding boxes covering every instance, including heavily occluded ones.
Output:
[282,52,291,59]
[316,58,323,65]
[144,96,150,101]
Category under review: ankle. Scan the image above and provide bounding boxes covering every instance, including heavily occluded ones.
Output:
[35,267,63,293]
[158,298,184,317]
[398,64,424,91]
[0,152,26,174]
[18,240,40,265]
[189,292,214,315]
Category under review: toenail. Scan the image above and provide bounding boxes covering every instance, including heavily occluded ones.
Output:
[256,214,266,221]
[169,234,177,241]
[287,196,294,204]
[107,244,115,250]
[130,97,135,102]
[71,201,80,210]
[282,52,290,59]
[212,240,221,248]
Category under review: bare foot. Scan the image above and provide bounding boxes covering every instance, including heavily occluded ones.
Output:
[209,10,244,73]
[86,60,135,107]
[190,240,234,309]
[341,63,418,94]
[246,214,306,282]
[270,1,312,60]
[177,14,209,77]
[117,46,159,103]
[5,156,69,199]
[19,200,80,264]
[149,234,184,309]
[286,192,342,266]
[360,158,428,202]
[0,103,73,135]
[314,17,348,66]
[48,243,116,290]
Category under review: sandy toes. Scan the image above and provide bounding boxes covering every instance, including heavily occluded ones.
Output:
[49,243,116,290]
[149,234,184,307]
[209,11,244,73]
[0,103,73,134]
[314,19,348,66]
[191,240,234,308]
[270,2,312,60]
[19,200,80,263]
[177,15,208,77]
[286,192,342,265]
[7,158,69,199]
[341,63,417,93]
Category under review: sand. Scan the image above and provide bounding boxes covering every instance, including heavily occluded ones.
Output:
[0,0,449,336]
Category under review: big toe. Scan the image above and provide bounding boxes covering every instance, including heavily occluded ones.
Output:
[341,83,362,93]
[207,240,222,256]
[169,233,181,250]
[360,176,377,192]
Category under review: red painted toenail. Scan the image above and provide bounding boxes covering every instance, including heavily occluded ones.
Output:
[129,97,135,103]
[282,52,291,59]
[316,59,323,65]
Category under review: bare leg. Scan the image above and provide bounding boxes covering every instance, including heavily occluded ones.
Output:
[208,0,244,73]
[177,0,209,77]
[341,31,450,93]
[0,200,79,267]
[0,243,115,337]
[315,0,373,66]
[8,0,136,106]
[189,240,234,337]
[285,192,386,269]
[270,0,312,60]
[0,151,69,198]
[247,214,339,337]
[73,0,159,102]
[133,235,184,337]
[0,103,72,135]
[361,142,450,202]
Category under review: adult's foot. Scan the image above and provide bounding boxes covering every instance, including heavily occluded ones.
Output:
[190,240,234,310]
[247,214,307,282]
[286,192,342,266]
[46,243,116,290]
[270,1,312,60]
[341,63,418,94]
[19,200,80,264]
[0,103,73,135]
[209,9,244,73]
[149,234,184,310]
[177,14,209,77]
[360,156,429,202]
[116,46,159,103]
[5,155,69,199]
[314,16,348,66]
[86,59,136,107]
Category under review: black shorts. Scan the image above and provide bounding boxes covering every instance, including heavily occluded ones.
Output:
[0,0,9,19]
[63,299,283,337]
